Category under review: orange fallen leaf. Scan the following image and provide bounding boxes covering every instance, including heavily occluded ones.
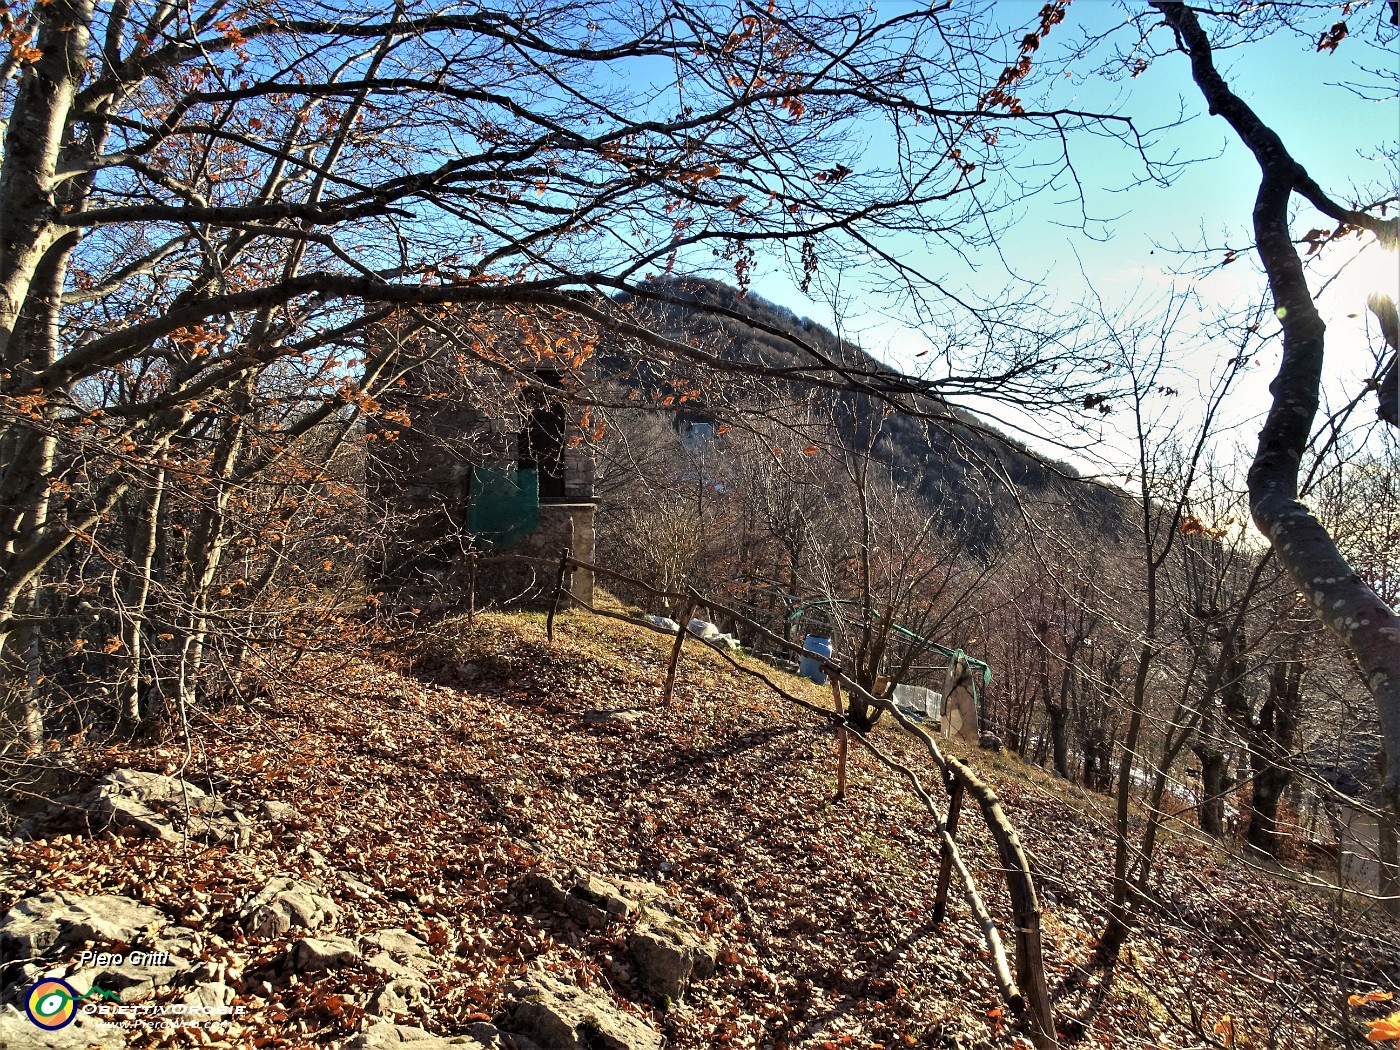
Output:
[1369,1012,1400,1043]
[1353,992,1396,1007]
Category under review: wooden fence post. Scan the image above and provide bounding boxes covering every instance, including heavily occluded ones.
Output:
[830,675,848,800]
[1016,908,1057,1050]
[933,773,965,923]
[467,552,478,627]
[661,601,696,707]
[546,547,570,643]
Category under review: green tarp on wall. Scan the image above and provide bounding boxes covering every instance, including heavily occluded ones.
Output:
[468,466,540,550]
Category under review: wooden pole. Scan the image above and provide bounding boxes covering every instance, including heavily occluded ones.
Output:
[662,600,695,708]
[546,547,570,643]
[467,552,478,627]
[1016,912,1057,1050]
[933,773,965,922]
[830,675,848,800]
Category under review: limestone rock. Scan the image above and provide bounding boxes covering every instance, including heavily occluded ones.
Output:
[242,877,340,938]
[342,876,378,902]
[0,1001,128,1048]
[362,929,432,963]
[0,891,167,960]
[4,961,41,995]
[464,1023,509,1050]
[520,869,636,931]
[506,971,663,1050]
[368,977,429,1019]
[88,769,248,845]
[0,891,194,1012]
[261,801,310,826]
[95,794,182,844]
[340,1022,501,1049]
[106,769,203,804]
[79,950,193,1003]
[361,928,436,980]
[182,982,236,1010]
[628,904,716,1002]
[289,936,361,972]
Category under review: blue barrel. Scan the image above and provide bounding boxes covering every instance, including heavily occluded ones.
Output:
[798,635,832,685]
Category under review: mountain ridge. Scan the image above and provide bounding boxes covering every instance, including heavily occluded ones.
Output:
[611,275,1133,555]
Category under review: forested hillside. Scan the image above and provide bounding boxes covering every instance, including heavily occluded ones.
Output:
[593,276,1392,899]
[3,610,1397,1050]
[609,277,1131,553]
[1,0,1397,1047]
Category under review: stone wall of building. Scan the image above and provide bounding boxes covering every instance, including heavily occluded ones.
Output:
[365,324,596,613]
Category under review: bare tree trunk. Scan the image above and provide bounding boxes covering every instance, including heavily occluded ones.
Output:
[1156,0,1400,810]
[119,467,167,729]
[1246,764,1287,855]
[0,614,46,753]
[1379,787,1400,917]
[176,406,249,712]
[1195,690,1230,838]
[1242,659,1300,856]
[1045,701,1070,780]
[1196,745,1229,838]
[1035,621,1071,779]
[1101,644,1153,958]
[0,424,56,752]
[0,246,78,752]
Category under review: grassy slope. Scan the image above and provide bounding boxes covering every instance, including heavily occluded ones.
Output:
[2,608,1397,1049]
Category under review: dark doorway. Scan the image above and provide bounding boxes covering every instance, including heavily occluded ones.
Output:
[520,395,567,498]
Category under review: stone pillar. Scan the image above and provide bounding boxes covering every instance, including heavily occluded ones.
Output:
[567,503,595,607]
[941,654,979,743]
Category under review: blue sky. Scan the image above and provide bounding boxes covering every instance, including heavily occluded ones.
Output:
[739,0,1399,474]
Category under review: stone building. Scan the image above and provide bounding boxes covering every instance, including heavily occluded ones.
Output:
[365,313,597,612]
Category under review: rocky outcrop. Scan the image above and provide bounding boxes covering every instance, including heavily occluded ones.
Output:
[260,800,311,826]
[0,891,199,1046]
[0,891,195,1003]
[369,976,429,1020]
[181,982,236,1010]
[506,971,663,1050]
[89,769,250,845]
[521,867,717,1003]
[520,869,638,931]
[0,891,168,960]
[241,877,340,939]
[628,903,717,1002]
[341,1021,504,1050]
[288,936,361,973]
[0,1002,127,1049]
[1,788,721,1050]
[355,928,436,1022]
[361,929,436,976]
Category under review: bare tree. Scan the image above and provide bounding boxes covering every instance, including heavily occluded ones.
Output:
[802,402,1000,732]
[0,0,1137,747]
[1149,0,1400,808]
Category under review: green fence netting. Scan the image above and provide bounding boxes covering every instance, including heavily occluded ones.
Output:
[468,466,540,550]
